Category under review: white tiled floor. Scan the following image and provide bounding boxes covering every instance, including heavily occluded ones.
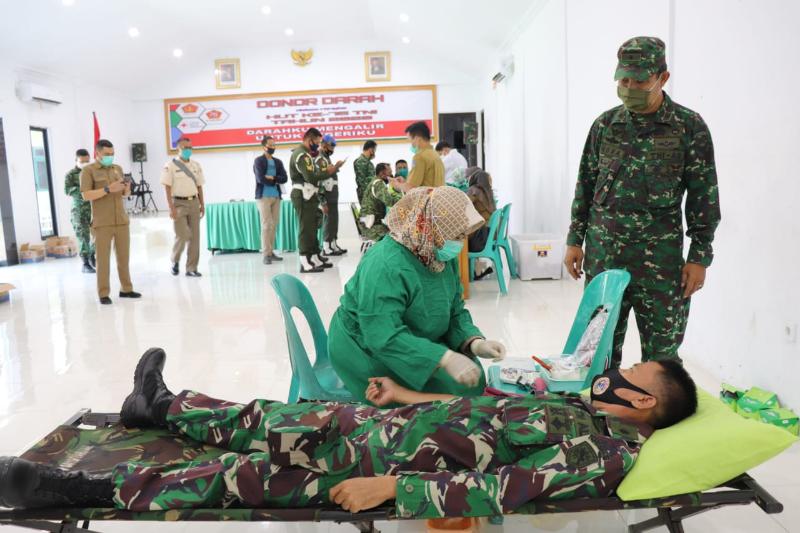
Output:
[0,212,796,532]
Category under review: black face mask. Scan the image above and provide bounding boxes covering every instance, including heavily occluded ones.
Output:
[590,368,653,409]
[309,142,319,152]
[324,148,334,156]
[266,148,276,155]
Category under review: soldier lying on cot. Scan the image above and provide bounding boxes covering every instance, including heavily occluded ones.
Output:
[0,347,696,518]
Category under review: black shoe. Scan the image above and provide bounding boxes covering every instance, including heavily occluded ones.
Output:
[300,256,324,273]
[120,348,176,429]
[0,457,114,509]
[171,263,179,276]
[89,254,96,268]
[316,254,333,268]
[475,267,494,281]
[263,255,272,265]
[185,271,202,277]
[82,263,96,274]
[269,254,284,262]
[119,291,142,298]
[99,296,112,305]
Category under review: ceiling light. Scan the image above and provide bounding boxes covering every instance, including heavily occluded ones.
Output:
[128,27,140,38]
[261,5,272,15]
[62,0,75,5]
[284,27,294,36]
[402,36,411,44]
[173,48,183,58]
[400,13,409,22]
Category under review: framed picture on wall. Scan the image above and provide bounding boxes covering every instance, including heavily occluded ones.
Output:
[364,51,391,82]
[214,58,241,89]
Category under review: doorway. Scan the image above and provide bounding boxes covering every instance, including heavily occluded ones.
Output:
[438,112,478,167]
[29,127,58,238]
[0,119,16,265]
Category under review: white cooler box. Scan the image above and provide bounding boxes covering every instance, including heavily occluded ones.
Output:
[510,234,564,280]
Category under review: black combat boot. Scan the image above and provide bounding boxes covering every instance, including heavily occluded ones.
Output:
[120,348,176,429]
[0,457,114,509]
[82,256,96,273]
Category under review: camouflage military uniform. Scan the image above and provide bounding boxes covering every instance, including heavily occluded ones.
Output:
[567,37,720,366]
[112,390,648,518]
[64,166,94,259]
[360,177,401,241]
[289,145,327,257]
[353,154,375,204]
[317,152,339,243]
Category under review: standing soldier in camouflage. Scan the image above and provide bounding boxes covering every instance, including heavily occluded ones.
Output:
[360,162,402,243]
[64,148,95,273]
[564,37,721,367]
[318,134,347,256]
[353,140,377,204]
[0,347,698,515]
[290,128,339,273]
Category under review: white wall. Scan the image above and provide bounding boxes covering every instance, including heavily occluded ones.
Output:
[0,61,133,246]
[128,41,484,208]
[486,0,800,407]
[671,0,800,407]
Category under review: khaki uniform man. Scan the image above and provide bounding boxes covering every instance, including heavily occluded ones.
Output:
[80,139,140,305]
[162,137,205,277]
[399,121,444,192]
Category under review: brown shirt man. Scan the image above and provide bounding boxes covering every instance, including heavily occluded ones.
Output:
[407,147,445,188]
[79,162,129,227]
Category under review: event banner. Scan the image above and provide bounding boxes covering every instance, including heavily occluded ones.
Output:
[163,85,437,152]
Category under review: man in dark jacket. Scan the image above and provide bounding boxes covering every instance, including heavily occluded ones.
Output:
[254,136,288,265]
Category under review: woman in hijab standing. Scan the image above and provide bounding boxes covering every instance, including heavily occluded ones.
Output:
[328,187,507,401]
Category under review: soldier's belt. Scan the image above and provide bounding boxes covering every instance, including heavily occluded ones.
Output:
[321,178,338,192]
[292,183,319,200]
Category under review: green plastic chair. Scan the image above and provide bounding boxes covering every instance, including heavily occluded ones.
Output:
[270,274,354,403]
[468,208,509,294]
[545,269,632,392]
[496,204,518,279]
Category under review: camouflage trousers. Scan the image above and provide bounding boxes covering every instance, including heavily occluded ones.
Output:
[112,391,357,511]
[70,206,94,259]
[321,187,339,243]
[585,233,689,367]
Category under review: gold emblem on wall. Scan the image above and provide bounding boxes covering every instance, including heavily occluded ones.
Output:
[291,49,313,67]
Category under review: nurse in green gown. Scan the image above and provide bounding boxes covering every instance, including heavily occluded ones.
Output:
[329,186,507,401]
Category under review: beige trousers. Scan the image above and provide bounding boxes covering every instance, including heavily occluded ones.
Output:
[93,225,133,298]
[257,197,281,257]
[172,198,201,272]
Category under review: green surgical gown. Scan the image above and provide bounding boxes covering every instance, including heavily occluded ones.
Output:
[329,237,485,401]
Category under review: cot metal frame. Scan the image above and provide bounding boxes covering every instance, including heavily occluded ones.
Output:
[0,409,784,533]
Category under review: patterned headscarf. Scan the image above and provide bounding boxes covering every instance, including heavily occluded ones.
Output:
[386,187,484,273]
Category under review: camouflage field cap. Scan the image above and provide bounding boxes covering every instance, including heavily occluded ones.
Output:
[614,36,667,81]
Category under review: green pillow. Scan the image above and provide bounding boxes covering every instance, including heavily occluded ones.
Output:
[617,389,797,501]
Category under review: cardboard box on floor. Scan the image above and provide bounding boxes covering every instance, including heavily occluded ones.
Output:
[0,283,15,303]
[19,243,46,263]
[45,236,78,258]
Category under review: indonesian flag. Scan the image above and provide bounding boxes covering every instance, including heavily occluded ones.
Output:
[92,112,100,146]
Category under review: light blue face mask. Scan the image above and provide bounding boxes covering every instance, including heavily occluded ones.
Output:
[180,148,192,160]
[434,240,463,262]
[100,155,114,167]
[410,144,418,154]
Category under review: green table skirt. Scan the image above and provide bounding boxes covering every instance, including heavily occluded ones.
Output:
[206,200,318,253]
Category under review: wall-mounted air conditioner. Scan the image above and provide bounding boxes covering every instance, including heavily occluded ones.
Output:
[16,81,64,105]
[491,55,515,85]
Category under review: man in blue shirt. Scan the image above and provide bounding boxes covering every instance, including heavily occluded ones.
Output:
[253,136,288,265]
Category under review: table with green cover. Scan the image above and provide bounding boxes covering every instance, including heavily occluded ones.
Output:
[206,200,319,253]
